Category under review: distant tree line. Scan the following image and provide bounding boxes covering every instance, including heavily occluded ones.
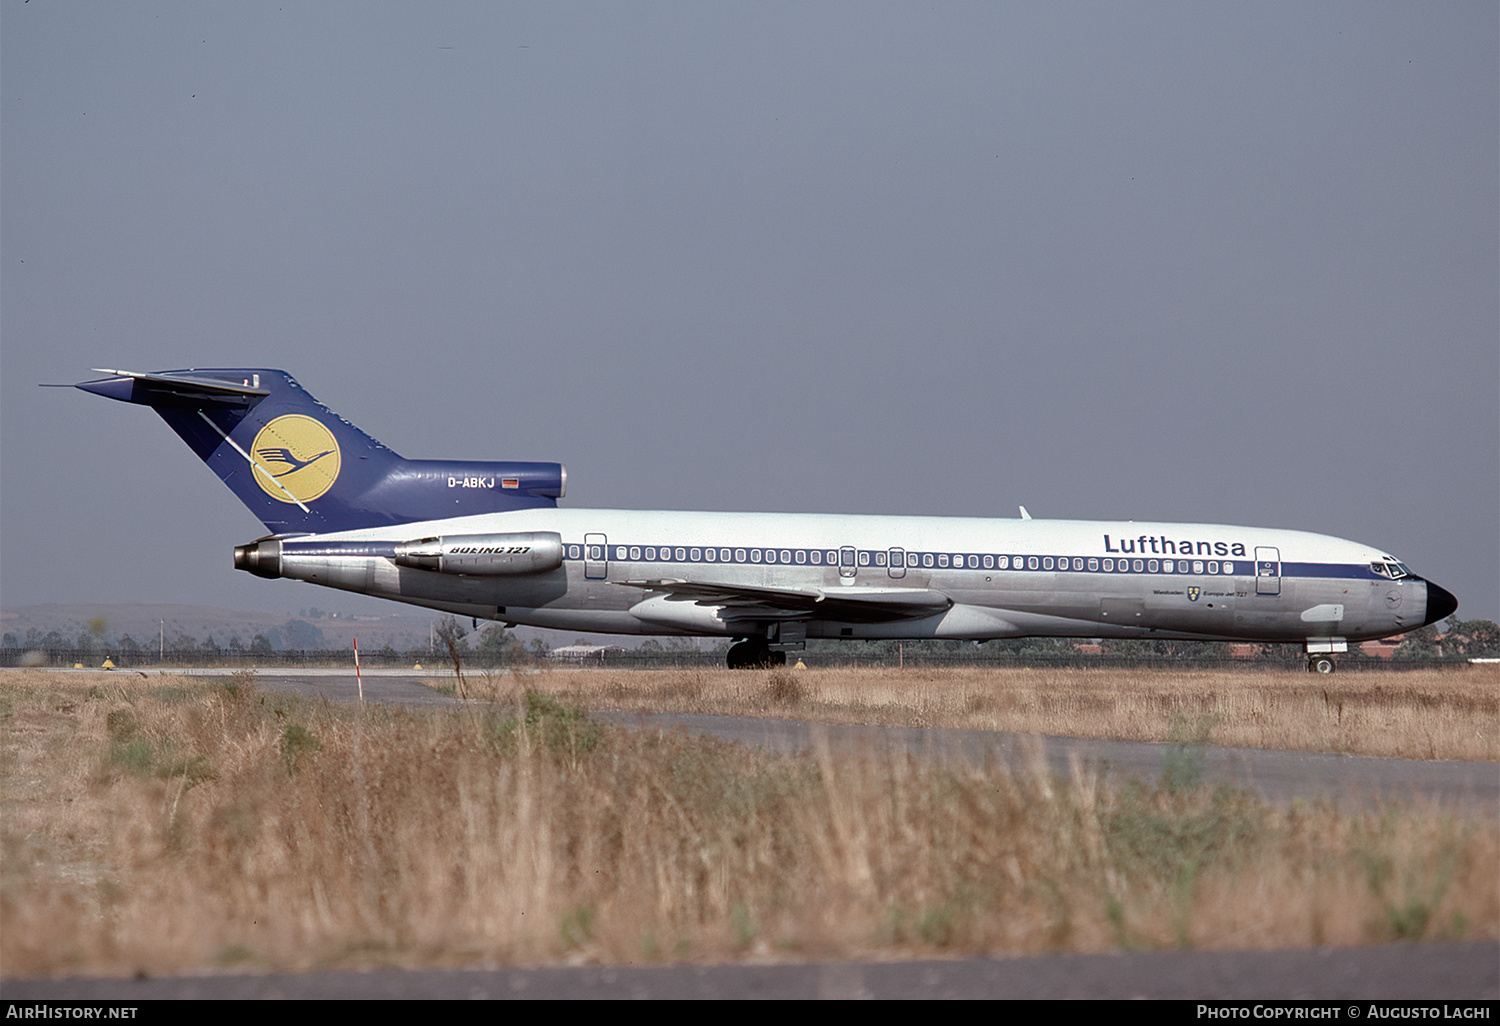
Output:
[1386,618,1500,661]
[3,617,1496,669]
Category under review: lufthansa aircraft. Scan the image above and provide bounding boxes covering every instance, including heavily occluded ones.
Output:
[75,368,1457,672]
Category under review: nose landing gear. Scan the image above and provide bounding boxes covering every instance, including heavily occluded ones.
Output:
[1305,639,1345,674]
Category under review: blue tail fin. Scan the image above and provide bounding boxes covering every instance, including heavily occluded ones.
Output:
[76,368,565,534]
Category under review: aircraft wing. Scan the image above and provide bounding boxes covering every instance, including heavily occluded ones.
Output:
[615,578,953,623]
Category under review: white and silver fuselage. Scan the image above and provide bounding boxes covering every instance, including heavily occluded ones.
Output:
[238,507,1449,649]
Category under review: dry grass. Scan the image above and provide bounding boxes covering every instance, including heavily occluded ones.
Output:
[2,669,1495,977]
[501,664,1500,762]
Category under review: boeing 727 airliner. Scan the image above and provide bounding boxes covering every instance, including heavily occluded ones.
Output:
[74,368,1457,672]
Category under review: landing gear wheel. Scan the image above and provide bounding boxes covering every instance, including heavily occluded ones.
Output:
[1308,655,1336,674]
[726,639,778,670]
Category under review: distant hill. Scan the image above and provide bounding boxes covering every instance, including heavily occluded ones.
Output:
[0,602,650,653]
[1,602,427,652]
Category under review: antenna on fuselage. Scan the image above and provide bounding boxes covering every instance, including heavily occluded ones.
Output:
[1019,506,1032,520]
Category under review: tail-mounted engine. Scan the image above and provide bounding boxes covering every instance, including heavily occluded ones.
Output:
[234,531,565,580]
[392,532,564,576]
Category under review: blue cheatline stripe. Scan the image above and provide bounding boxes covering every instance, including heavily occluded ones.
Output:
[280,540,1389,584]
[553,544,1386,582]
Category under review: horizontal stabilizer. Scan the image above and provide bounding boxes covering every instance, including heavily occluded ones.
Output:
[77,369,270,407]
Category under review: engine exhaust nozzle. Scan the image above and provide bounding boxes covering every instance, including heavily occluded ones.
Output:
[234,538,283,579]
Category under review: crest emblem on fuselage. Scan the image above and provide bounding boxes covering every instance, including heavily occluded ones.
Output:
[1187,586,1201,602]
[250,415,340,503]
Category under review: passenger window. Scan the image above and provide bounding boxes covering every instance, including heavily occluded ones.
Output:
[1088,558,1098,571]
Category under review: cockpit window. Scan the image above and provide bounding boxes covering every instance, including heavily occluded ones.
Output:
[1370,559,1409,580]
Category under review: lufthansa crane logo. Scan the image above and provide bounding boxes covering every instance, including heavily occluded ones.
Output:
[249,415,341,504]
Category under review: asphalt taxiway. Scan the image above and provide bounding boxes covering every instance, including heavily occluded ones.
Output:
[241,668,1499,813]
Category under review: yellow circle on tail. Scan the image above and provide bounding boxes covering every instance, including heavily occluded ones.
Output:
[249,415,341,504]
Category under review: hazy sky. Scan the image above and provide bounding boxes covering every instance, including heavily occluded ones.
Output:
[3,2,1497,622]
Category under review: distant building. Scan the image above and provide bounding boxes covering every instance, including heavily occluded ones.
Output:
[1360,637,1402,659]
[548,644,620,663]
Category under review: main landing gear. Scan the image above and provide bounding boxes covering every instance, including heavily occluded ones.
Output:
[1305,639,1346,674]
[726,638,787,670]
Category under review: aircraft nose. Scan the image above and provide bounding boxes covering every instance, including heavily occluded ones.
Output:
[1422,580,1458,626]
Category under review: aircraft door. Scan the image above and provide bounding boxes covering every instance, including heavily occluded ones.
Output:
[839,546,857,579]
[585,533,608,580]
[888,548,906,579]
[1255,546,1281,596]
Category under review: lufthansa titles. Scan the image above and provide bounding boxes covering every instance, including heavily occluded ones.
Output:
[1105,534,1248,558]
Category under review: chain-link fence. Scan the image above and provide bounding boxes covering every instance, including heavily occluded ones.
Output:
[2,645,1481,672]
